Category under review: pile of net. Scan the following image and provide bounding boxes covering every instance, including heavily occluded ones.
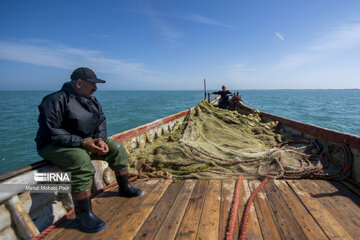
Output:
[128,101,352,180]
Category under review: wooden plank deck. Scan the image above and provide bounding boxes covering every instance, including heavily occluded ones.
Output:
[43,178,360,240]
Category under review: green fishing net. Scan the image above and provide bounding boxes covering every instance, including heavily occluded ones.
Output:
[127,101,343,180]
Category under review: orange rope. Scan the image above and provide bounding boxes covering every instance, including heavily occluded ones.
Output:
[90,182,118,197]
[31,208,75,240]
[225,175,243,240]
[239,177,269,240]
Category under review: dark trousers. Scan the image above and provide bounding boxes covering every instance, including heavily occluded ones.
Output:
[218,99,230,109]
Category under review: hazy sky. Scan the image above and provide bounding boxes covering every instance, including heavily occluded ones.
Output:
[1,0,360,90]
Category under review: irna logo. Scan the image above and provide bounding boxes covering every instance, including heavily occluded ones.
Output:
[34,172,71,182]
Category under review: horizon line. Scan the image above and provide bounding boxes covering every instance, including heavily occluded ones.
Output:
[0,88,359,91]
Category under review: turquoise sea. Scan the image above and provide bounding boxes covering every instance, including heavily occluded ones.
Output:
[0,89,359,175]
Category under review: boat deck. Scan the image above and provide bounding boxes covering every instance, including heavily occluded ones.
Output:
[43,178,360,240]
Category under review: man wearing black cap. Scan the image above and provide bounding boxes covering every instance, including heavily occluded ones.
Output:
[35,67,142,233]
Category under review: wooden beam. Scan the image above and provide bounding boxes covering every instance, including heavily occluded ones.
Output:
[218,179,236,239]
[248,180,282,240]
[109,180,172,239]
[273,180,328,239]
[176,180,208,239]
[287,180,353,239]
[154,180,196,240]
[134,181,184,240]
[263,181,307,239]
[297,180,360,239]
[196,180,221,240]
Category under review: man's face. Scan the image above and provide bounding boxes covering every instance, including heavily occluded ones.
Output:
[76,80,97,98]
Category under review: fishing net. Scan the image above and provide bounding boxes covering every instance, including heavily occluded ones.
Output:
[128,101,352,180]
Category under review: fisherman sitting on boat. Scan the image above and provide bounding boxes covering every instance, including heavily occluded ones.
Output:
[211,85,233,109]
[35,67,142,233]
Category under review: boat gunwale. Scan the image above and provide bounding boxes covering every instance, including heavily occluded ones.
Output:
[110,109,189,144]
[235,101,360,150]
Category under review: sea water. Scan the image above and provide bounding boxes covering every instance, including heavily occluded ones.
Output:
[0,89,359,174]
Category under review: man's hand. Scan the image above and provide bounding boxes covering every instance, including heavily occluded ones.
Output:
[82,138,109,156]
[95,138,109,155]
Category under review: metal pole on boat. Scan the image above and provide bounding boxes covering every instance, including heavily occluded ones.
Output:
[204,78,207,100]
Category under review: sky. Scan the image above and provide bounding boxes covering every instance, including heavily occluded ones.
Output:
[1,0,360,90]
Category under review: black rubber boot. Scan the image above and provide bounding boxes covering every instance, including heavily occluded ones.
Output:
[74,197,106,233]
[116,172,142,197]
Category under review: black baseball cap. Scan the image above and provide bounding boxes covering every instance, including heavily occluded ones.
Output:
[70,67,106,83]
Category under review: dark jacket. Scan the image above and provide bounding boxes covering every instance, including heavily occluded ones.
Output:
[35,82,107,150]
[213,90,232,101]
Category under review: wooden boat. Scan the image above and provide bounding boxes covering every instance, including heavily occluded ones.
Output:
[0,96,360,240]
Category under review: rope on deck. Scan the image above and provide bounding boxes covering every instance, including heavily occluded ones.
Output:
[31,208,75,240]
[225,175,243,240]
[225,176,269,240]
[239,177,269,240]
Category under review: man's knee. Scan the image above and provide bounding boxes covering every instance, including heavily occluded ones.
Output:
[105,139,128,171]
[107,139,121,152]
[107,139,127,158]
